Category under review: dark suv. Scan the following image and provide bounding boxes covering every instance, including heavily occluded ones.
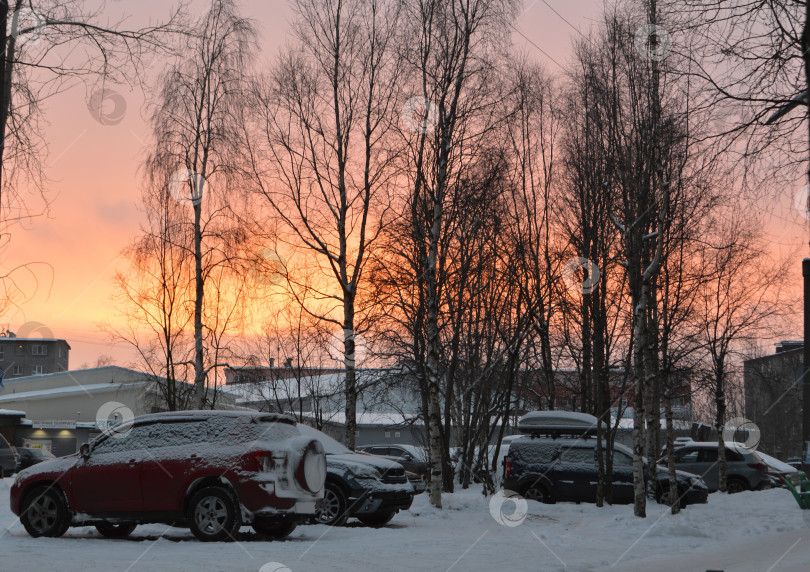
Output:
[503,438,708,507]
[0,434,16,478]
[356,444,429,479]
[11,411,326,541]
[298,425,415,527]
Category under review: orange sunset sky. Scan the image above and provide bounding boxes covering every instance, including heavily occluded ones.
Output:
[2,0,806,369]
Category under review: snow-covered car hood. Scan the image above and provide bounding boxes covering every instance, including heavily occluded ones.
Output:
[16,453,79,480]
[327,452,403,473]
[655,464,706,485]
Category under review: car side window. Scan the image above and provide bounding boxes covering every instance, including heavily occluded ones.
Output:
[143,421,208,448]
[511,442,559,464]
[699,449,718,463]
[613,451,633,467]
[91,424,154,455]
[561,447,595,465]
[371,447,390,456]
[675,448,699,463]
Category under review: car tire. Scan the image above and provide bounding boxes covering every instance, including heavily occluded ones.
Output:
[252,518,298,539]
[188,487,241,542]
[314,482,348,526]
[727,478,749,494]
[95,522,137,538]
[657,487,682,509]
[357,511,396,527]
[523,483,553,504]
[20,486,71,538]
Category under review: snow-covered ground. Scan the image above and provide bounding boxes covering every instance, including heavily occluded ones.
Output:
[3,476,810,571]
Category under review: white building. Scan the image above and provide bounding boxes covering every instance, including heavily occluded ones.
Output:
[0,365,242,455]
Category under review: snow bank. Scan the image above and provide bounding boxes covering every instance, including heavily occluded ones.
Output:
[4,475,810,571]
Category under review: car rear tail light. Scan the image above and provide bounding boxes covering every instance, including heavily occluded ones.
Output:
[747,462,767,472]
[505,459,512,478]
[249,450,272,472]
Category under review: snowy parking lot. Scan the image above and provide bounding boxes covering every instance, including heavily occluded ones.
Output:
[4,477,810,572]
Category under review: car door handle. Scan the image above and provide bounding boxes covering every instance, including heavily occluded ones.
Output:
[189,454,200,463]
[127,458,138,468]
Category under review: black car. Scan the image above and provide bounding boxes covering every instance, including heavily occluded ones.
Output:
[356,444,429,479]
[298,426,415,527]
[15,447,56,471]
[503,436,708,507]
[0,434,16,478]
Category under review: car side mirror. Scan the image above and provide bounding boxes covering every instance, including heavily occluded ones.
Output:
[80,443,91,459]
[403,454,414,461]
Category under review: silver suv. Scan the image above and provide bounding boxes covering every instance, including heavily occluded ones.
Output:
[662,441,770,493]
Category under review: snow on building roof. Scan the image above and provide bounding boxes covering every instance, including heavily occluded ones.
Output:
[0,408,26,416]
[612,417,692,430]
[2,365,152,384]
[0,382,143,402]
[221,369,392,403]
[301,411,419,426]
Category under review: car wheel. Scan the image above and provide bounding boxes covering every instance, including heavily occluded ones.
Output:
[188,487,241,542]
[95,522,137,538]
[253,518,298,539]
[314,483,347,526]
[20,486,71,538]
[658,487,682,509]
[523,484,553,504]
[727,478,749,494]
[357,511,396,527]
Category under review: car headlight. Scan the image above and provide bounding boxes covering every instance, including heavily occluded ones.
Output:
[340,463,382,480]
[688,477,706,488]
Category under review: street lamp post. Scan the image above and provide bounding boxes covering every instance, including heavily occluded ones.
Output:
[802,258,810,475]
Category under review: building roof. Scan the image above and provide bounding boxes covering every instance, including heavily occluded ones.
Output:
[1,365,154,385]
[0,408,26,416]
[0,382,143,402]
[0,337,71,349]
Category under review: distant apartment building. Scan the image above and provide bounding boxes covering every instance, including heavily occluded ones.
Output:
[744,341,803,459]
[0,330,70,378]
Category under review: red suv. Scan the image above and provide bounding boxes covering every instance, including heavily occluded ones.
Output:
[10,411,326,541]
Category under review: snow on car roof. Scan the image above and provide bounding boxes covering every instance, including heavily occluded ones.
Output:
[681,441,761,454]
[134,409,296,425]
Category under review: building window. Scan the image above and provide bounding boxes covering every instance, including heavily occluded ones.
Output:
[58,347,63,358]
[12,365,21,375]
[394,431,401,438]
[32,344,48,356]
[0,348,4,360]
[32,365,45,375]
[385,431,390,438]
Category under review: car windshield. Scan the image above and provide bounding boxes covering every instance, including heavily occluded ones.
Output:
[30,449,54,458]
[296,423,351,455]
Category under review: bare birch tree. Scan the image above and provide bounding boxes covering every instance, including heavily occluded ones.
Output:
[247,0,402,449]
[695,209,791,492]
[147,0,256,409]
[0,0,182,314]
